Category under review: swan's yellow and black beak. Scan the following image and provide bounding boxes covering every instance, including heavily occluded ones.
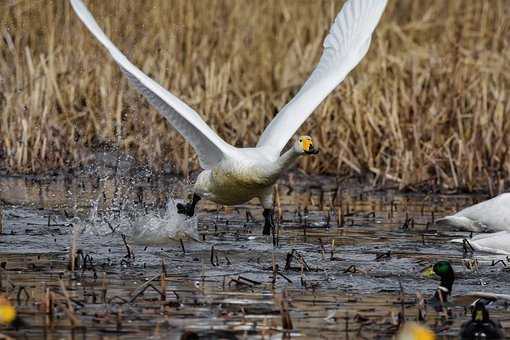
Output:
[300,136,319,155]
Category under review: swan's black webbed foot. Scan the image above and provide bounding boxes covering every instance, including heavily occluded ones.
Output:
[263,208,275,236]
[177,194,201,217]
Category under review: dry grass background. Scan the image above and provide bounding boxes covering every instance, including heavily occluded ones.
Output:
[1,0,509,192]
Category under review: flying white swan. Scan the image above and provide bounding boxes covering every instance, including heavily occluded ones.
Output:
[435,193,510,255]
[70,0,388,236]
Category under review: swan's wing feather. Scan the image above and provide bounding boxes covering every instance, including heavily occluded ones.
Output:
[452,193,510,232]
[70,0,234,169]
[257,0,387,153]
[451,231,510,255]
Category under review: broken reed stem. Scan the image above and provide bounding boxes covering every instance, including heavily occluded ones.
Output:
[210,245,216,267]
[318,238,325,259]
[0,205,4,234]
[45,287,53,328]
[160,272,167,301]
[59,280,73,313]
[180,239,186,255]
[121,234,133,259]
[161,257,167,276]
[68,223,79,272]
[59,279,80,327]
[300,260,305,287]
[275,184,282,223]
[116,309,122,332]
[344,311,349,337]
[272,254,276,288]
[338,206,344,227]
[101,272,108,303]
[279,290,293,331]
[416,292,426,322]
[398,281,405,324]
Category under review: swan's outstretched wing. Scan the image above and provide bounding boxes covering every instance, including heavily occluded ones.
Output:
[70,0,235,169]
[257,0,387,154]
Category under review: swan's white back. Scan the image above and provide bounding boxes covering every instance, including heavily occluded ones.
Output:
[438,193,510,232]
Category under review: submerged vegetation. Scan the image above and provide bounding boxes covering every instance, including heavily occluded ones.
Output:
[1,0,509,191]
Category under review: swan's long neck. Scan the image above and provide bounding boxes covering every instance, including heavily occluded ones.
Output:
[275,148,301,173]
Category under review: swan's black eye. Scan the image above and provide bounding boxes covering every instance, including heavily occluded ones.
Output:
[299,138,302,142]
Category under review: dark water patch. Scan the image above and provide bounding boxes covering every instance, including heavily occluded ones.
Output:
[0,175,509,338]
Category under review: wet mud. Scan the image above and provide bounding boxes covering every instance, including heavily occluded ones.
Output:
[0,174,509,339]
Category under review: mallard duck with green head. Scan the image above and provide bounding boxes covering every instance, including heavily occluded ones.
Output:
[421,261,455,310]
[459,300,504,339]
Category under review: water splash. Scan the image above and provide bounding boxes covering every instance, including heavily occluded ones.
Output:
[130,198,198,244]
[78,195,198,244]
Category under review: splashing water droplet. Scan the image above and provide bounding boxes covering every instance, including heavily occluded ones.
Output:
[76,195,198,244]
[130,198,198,244]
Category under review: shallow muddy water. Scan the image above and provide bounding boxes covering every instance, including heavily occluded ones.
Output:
[0,173,509,339]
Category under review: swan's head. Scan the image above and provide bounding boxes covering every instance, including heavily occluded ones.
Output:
[295,136,319,155]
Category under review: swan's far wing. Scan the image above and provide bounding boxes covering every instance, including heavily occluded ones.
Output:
[257,0,387,154]
[70,0,235,169]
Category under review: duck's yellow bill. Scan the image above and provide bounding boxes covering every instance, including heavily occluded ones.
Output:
[475,310,484,321]
[421,266,437,279]
[398,322,436,340]
[0,304,16,325]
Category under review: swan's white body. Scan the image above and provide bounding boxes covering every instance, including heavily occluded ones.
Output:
[70,0,387,211]
[436,193,510,255]
[436,193,510,232]
[194,150,281,206]
[451,231,510,255]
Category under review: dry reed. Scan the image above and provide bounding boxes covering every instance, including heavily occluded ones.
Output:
[0,205,3,234]
[1,0,509,191]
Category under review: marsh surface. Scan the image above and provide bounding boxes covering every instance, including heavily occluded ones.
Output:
[0,173,509,339]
